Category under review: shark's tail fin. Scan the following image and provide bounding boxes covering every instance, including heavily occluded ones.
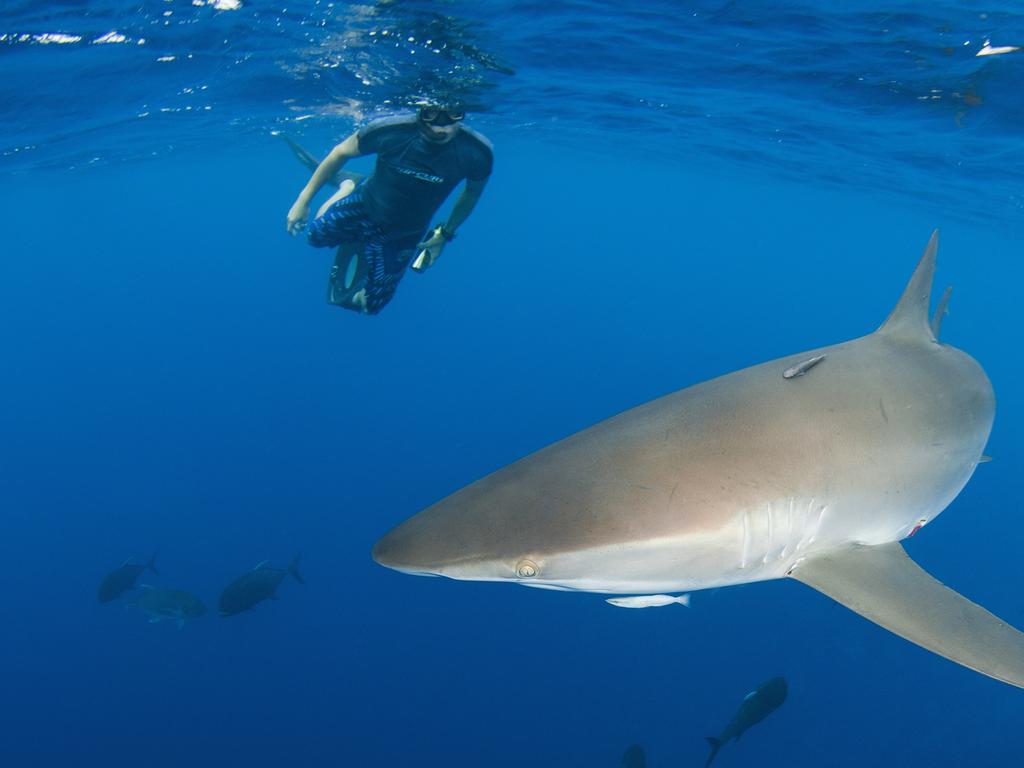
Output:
[279,133,365,189]
[280,134,322,175]
[289,553,305,585]
[146,553,159,576]
[704,737,723,767]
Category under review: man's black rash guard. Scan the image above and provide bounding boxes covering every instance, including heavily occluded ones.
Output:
[356,115,493,232]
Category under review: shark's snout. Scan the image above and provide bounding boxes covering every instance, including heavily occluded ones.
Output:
[371,526,426,574]
[372,517,462,577]
[373,505,524,582]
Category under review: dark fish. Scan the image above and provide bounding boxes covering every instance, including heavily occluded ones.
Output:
[705,676,787,767]
[129,586,206,629]
[97,553,158,603]
[618,744,646,768]
[218,554,304,617]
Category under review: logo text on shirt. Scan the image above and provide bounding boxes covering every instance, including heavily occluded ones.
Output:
[391,165,445,183]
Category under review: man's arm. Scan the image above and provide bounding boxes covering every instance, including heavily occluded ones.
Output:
[286,132,363,235]
[412,178,490,271]
[442,177,488,237]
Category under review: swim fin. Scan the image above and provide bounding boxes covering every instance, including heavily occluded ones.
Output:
[327,243,368,309]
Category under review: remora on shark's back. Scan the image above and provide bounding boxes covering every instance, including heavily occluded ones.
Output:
[374,232,1024,688]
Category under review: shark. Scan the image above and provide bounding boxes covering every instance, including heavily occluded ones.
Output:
[373,232,1024,687]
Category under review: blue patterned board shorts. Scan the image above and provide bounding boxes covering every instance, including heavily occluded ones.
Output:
[307,186,424,315]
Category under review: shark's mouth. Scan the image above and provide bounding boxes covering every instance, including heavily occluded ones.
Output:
[383,566,440,578]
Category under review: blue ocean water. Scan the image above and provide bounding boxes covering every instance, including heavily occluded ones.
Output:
[2,1,1023,766]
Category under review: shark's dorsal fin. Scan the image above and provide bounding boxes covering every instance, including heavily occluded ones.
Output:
[877,230,939,342]
[790,542,1024,688]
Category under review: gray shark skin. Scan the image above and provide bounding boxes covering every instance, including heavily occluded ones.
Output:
[705,676,787,767]
[374,232,1024,687]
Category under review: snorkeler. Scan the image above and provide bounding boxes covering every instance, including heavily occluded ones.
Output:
[285,103,493,314]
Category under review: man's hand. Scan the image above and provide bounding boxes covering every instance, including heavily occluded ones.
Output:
[286,199,310,235]
[411,228,449,272]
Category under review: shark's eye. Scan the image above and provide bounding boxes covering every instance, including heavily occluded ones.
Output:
[516,559,538,578]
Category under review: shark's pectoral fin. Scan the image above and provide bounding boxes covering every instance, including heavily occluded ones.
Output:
[789,542,1024,688]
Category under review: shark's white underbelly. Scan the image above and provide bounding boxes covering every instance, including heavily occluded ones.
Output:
[533,472,975,594]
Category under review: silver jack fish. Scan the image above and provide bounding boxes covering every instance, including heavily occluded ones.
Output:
[705,676,787,766]
[218,554,305,618]
[97,553,158,603]
[129,586,207,629]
